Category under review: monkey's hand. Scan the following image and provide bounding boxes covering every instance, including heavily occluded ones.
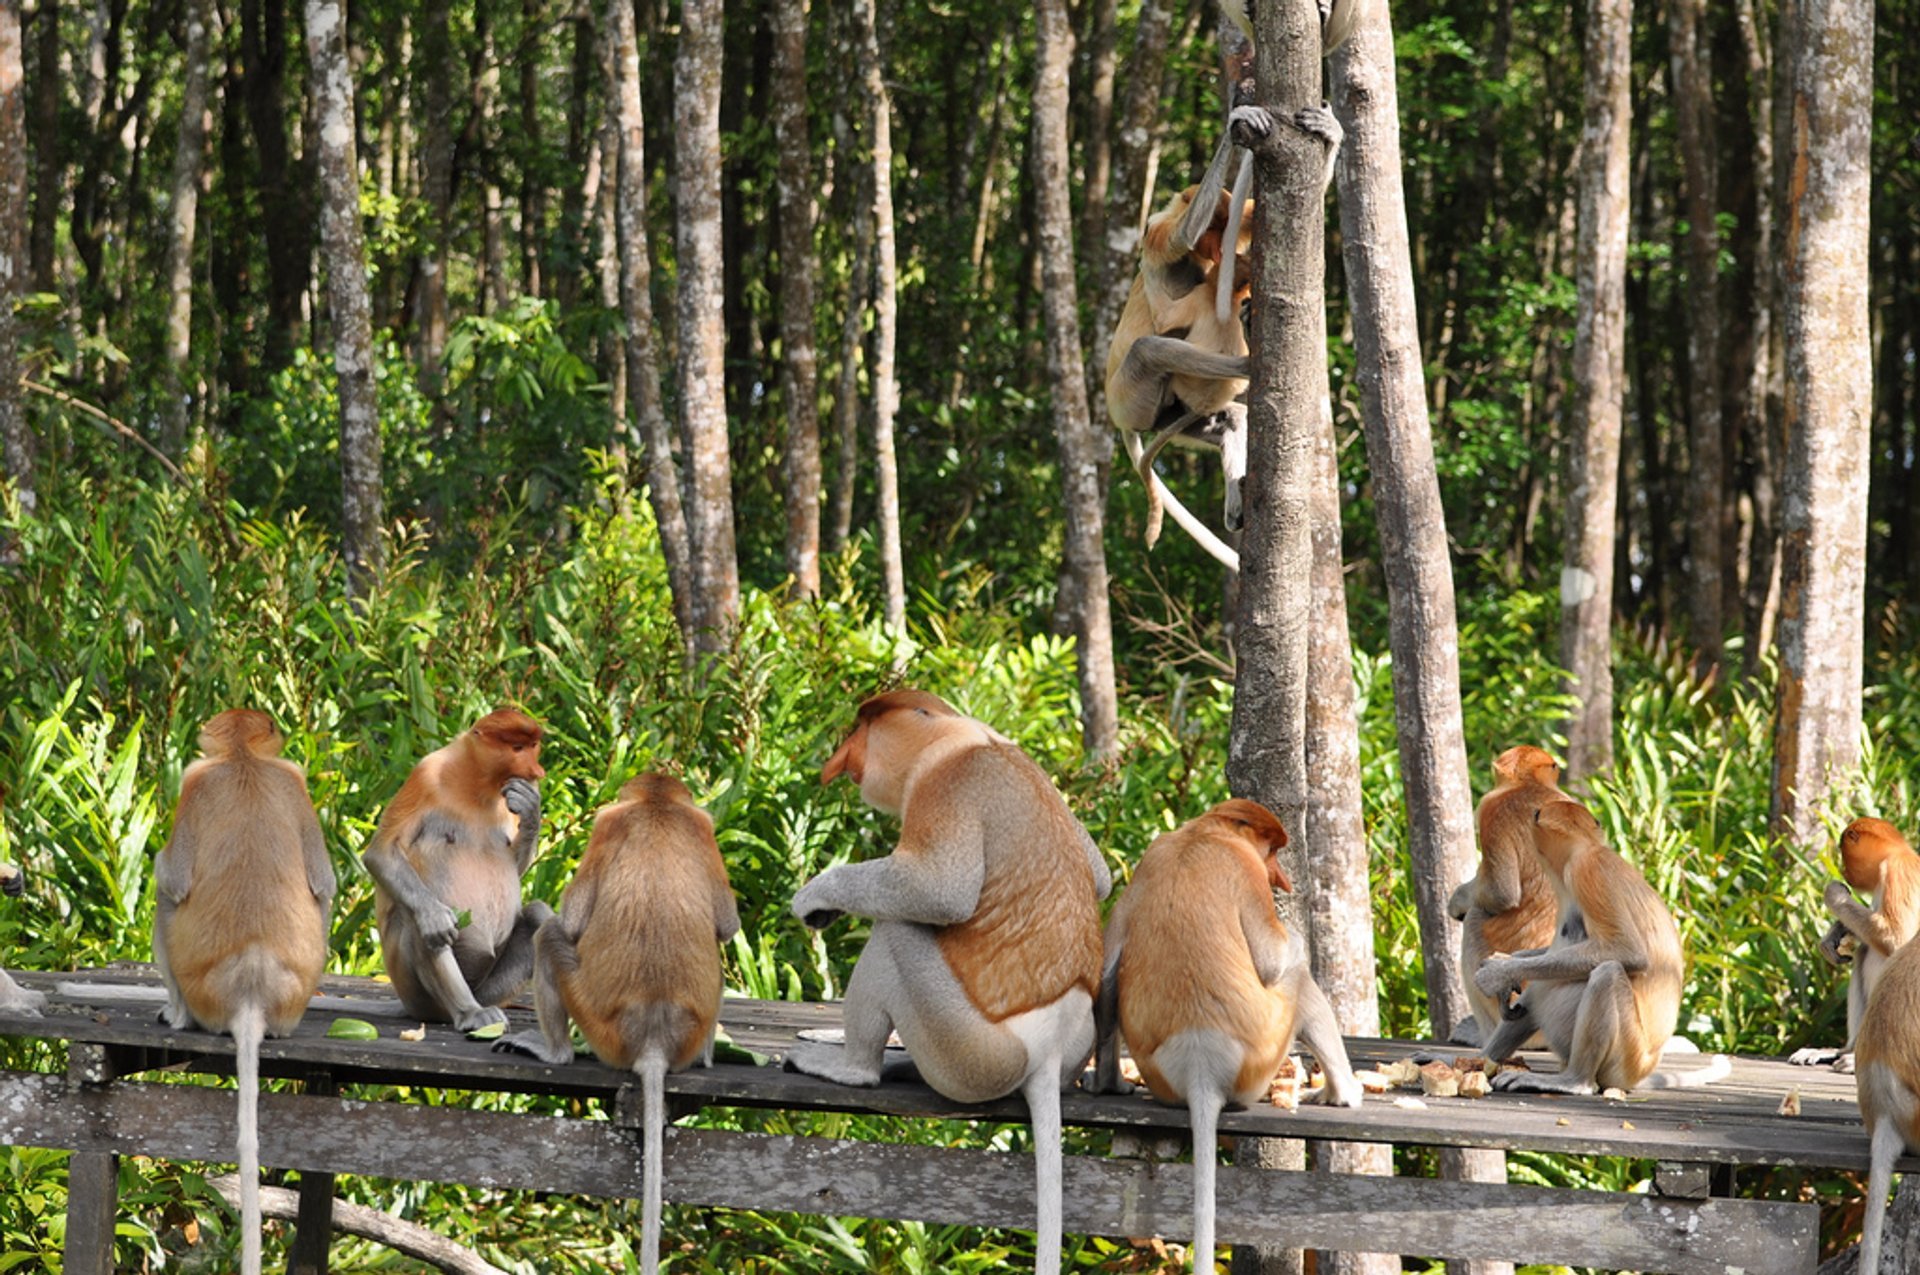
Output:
[1473,958,1523,1006]
[503,777,542,828]
[1823,879,1860,915]
[1227,104,1276,151]
[791,876,847,930]
[494,1031,575,1066]
[1293,104,1344,154]
[1816,918,1854,967]
[416,898,464,950]
[1447,880,1472,922]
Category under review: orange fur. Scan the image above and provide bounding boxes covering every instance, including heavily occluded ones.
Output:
[1470,746,1563,954]
[1839,817,1920,957]
[557,774,733,1071]
[1855,936,1920,1141]
[1113,801,1298,1100]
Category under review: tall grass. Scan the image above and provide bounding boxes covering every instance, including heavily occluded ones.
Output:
[1,475,1915,1270]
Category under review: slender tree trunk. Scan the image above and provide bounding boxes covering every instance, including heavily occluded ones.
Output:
[0,0,32,533]
[477,15,508,314]
[1224,2,1323,1268]
[417,0,453,386]
[772,0,822,598]
[27,0,57,292]
[243,0,311,372]
[555,0,595,313]
[675,0,739,652]
[1330,10,1506,1272]
[1035,0,1120,761]
[1768,0,1872,845]
[306,0,383,595]
[1735,0,1780,669]
[161,0,215,457]
[1669,0,1726,672]
[825,168,871,557]
[853,0,903,628]
[1558,0,1631,785]
[1303,395,1397,1275]
[518,0,544,298]
[608,0,693,637]
[1076,0,1116,259]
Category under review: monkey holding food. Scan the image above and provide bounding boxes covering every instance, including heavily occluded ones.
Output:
[1092,798,1363,1270]
[363,708,551,1031]
[1791,816,1920,1073]
[786,690,1111,1275]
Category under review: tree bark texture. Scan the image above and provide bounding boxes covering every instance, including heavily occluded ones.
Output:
[1558,0,1631,786]
[242,0,311,372]
[853,0,904,629]
[161,0,215,457]
[417,0,453,384]
[1224,1,1322,1268]
[772,0,823,598]
[1768,0,1873,845]
[608,0,695,639]
[825,169,871,558]
[1034,0,1120,762]
[1076,0,1117,264]
[674,0,741,653]
[1669,0,1727,673]
[306,0,384,595]
[27,0,57,293]
[0,0,30,525]
[1329,0,1477,1043]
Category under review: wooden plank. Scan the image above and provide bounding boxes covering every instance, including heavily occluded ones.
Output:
[62,1152,119,1275]
[0,1071,1818,1274]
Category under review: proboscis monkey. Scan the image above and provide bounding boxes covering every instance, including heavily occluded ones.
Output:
[363,709,551,1031]
[1852,930,1920,1275]
[0,837,43,1013]
[1791,817,1920,1073]
[1475,800,1730,1094]
[497,773,740,1275]
[153,709,335,1275]
[786,690,1112,1275]
[1448,745,1565,1046]
[1091,799,1362,1270]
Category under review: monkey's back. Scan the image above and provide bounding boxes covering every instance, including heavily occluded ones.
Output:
[931,745,1103,1023]
[559,804,727,1072]
[1567,845,1684,1079]
[1856,937,1920,1148]
[1472,780,1562,955]
[1115,830,1292,1102]
[162,759,328,1034]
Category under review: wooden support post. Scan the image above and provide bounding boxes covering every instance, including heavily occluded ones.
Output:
[289,1070,337,1275]
[62,1044,120,1275]
[1654,1162,1713,1199]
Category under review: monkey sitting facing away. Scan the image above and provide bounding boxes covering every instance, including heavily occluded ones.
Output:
[363,709,552,1032]
[1852,924,1920,1275]
[785,690,1112,1275]
[0,856,44,1013]
[1474,800,1728,1094]
[154,709,336,1275]
[1792,817,1920,1073]
[1092,799,1363,1271]
[497,773,740,1275]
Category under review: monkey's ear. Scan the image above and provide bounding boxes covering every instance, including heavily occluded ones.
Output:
[821,725,866,785]
[1211,799,1289,852]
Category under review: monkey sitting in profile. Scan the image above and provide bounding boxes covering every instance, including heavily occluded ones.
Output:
[362,709,551,1032]
[498,773,740,1275]
[1791,817,1919,1073]
[786,690,1112,1275]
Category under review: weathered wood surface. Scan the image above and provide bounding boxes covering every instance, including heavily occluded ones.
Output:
[4,967,1901,1174]
[0,1070,1818,1274]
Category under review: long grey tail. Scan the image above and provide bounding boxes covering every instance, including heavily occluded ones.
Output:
[637,1052,668,1275]
[1021,1049,1066,1275]
[1187,1088,1225,1272]
[1860,1117,1903,1275]
[233,1002,266,1275]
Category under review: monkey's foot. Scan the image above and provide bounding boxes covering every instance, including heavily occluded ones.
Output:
[1228,104,1276,149]
[1491,1069,1597,1096]
[1833,1051,1857,1075]
[493,1031,574,1065]
[159,1001,194,1030]
[1787,1047,1843,1067]
[1448,1019,1485,1048]
[1308,1075,1365,1109]
[783,1042,882,1088]
[453,1004,508,1033]
[1292,103,1344,151]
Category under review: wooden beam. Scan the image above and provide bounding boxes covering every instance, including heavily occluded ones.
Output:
[0,1071,1816,1274]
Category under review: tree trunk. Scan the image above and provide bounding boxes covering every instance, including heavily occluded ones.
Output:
[306,0,383,596]
[1035,0,1120,762]
[825,169,871,558]
[243,0,311,373]
[416,0,453,386]
[608,0,693,638]
[853,0,903,628]
[675,0,739,653]
[1735,0,1781,670]
[1076,0,1116,261]
[518,0,544,298]
[27,0,58,293]
[1329,9,1507,1272]
[772,0,822,598]
[1558,0,1631,786]
[1669,0,1726,673]
[0,0,31,534]
[1768,0,1872,845]
[160,0,215,458]
[1224,0,1324,1267]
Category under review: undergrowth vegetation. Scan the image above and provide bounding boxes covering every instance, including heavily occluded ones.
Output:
[2,465,1916,1271]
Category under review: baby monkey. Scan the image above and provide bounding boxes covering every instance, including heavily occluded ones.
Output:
[498,773,740,1275]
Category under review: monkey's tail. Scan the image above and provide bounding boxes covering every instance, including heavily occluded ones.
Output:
[232,1001,266,1275]
[1860,1115,1903,1275]
[1640,1053,1732,1090]
[1187,1087,1225,1273]
[1021,1049,1066,1275]
[635,1050,669,1275]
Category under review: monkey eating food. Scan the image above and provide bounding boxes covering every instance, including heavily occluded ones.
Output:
[1791,816,1920,1073]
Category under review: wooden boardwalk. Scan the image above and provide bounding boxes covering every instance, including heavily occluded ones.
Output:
[0,965,1888,1273]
